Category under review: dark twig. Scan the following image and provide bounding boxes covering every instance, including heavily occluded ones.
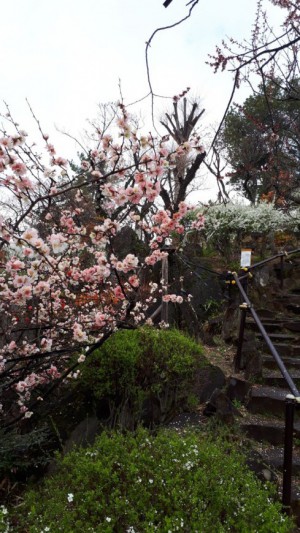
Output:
[145,0,199,128]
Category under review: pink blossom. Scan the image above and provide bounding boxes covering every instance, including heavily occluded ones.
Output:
[95,312,107,327]
[34,281,50,295]
[47,143,56,155]
[47,365,61,378]
[0,136,14,149]
[16,381,26,393]
[13,275,27,288]
[6,259,25,272]
[145,255,157,266]
[73,323,88,343]
[11,161,27,175]
[8,341,16,352]
[114,285,125,300]
[20,285,32,299]
[41,338,53,352]
[128,275,139,287]
[162,294,184,304]
[49,233,68,254]
[175,225,184,234]
[54,157,68,167]
[192,214,205,229]
[122,254,138,272]
[22,228,39,242]
[126,186,143,204]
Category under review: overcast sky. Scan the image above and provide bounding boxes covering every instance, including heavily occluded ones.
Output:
[0,0,283,201]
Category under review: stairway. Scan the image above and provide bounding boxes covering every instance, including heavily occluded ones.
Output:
[230,254,300,519]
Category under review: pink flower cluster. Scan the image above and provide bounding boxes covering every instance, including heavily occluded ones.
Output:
[162,294,184,304]
[0,102,206,420]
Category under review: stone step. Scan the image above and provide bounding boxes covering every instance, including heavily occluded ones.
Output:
[291,288,300,295]
[273,298,300,314]
[262,369,300,389]
[257,332,299,344]
[283,320,300,333]
[247,317,300,333]
[246,385,300,418]
[262,355,300,370]
[241,419,300,445]
[261,343,300,358]
[246,320,284,333]
[276,292,300,300]
[259,447,300,476]
[254,308,278,320]
[287,303,300,315]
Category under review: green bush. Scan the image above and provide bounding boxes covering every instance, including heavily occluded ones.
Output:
[79,328,206,429]
[11,428,293,532]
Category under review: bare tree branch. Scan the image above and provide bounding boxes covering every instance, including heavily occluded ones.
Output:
[145,0,199,127]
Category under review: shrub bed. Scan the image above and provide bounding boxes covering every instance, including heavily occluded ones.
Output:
[8,428,293,532]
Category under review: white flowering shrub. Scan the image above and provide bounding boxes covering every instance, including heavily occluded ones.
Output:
[11,428,293,532]
[193,203,299,258]
[204,203,298,237]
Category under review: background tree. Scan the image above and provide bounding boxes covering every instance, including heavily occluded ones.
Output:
[70,93,206,217]
[208,0,300,205]
[221,80,300,206]
[159,93,206,212]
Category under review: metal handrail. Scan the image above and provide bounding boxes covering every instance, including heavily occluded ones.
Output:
[231,257,300,515]
[177,252,224,277]
[237,247,300,290]
[248,247,300,272]
[233,272,300,398]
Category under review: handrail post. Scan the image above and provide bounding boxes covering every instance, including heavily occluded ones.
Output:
[282,395,296,515]
[234,269,249,372]
[235,304,248,371]
[280,255,284,290]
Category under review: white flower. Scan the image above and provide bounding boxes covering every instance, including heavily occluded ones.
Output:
[106,517,111,522]
[67,493,74,503]
[77,354,86,363]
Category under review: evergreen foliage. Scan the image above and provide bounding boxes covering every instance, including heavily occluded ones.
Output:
[80,328,206,428]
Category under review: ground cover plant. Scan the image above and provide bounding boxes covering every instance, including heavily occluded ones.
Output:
[6,427,293,533]
[79,327,206,428]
